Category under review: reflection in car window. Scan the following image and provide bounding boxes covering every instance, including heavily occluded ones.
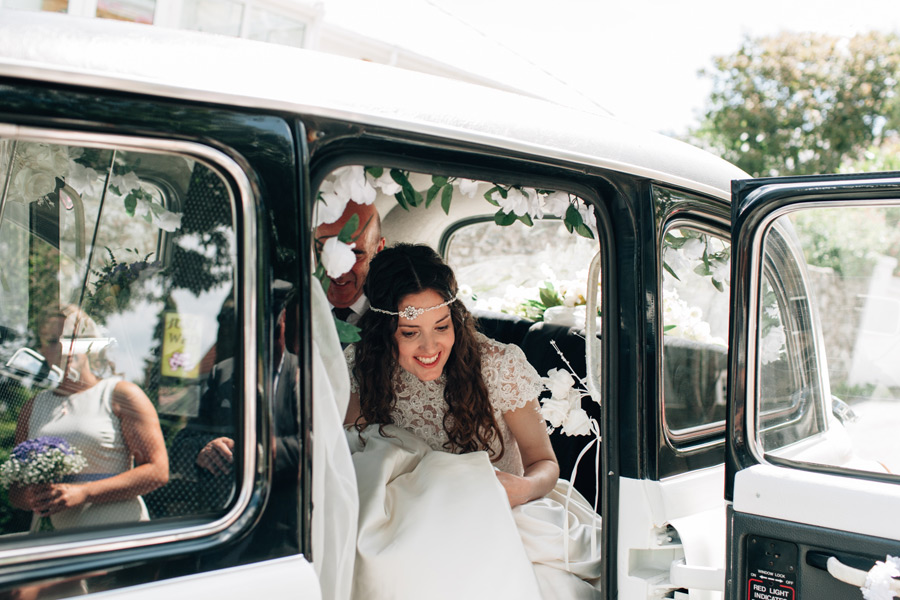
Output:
[662,226,730,436]
[759,206,900,475]
[0,138,238,539]
[446,219,598,326]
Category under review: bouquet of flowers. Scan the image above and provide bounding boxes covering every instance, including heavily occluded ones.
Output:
[0,436,88,531]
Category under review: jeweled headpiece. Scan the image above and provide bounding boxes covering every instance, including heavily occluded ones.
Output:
[370,294,458,320]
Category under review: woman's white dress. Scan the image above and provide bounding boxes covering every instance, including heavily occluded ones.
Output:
[346,333,602,600]
[28,376,149,530]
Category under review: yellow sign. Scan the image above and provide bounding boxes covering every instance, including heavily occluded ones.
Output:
[162,313,203,379]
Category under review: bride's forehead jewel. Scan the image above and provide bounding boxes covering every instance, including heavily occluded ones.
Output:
[370,295,458,321]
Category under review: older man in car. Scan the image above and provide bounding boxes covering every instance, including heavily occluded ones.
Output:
[315,201,386,325]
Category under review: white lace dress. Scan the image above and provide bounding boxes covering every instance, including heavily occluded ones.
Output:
[346,332,543,475]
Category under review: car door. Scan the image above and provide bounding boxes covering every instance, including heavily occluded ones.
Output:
[725,173,900,600]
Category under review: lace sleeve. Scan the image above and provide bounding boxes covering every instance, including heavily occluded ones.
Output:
[344,344,358,394]
[480,335,543,413]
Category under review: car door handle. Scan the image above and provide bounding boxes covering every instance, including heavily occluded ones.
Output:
[807,551,900,594]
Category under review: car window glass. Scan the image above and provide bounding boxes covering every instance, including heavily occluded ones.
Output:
[661,226,730,437]
[0,137,239,540]
[758,205,900,476]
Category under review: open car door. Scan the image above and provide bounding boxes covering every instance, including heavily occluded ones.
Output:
[725,173,900,600]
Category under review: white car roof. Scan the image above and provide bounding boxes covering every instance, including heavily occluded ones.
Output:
[0,10,747,199]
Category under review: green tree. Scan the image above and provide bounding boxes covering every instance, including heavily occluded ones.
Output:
[691,31,900,177]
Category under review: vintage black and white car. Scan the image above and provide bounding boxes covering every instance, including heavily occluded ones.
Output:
[0,9,898,600]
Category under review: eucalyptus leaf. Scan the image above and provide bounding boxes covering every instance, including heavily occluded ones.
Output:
[664,324,677,332]
[574,223,594,239]
[124,192,137,217]
[338,214,360,243]
[483,186,501,206]
[394,191,409,211]
[335,318,361,344]
[432,175,448,187]
[365,166,384,178]
[663,261,681,281]
[539,287,561,308]
[517,213,534,227]
[425,184,440,207]
[441,184,453,215]
[494,210,517,226]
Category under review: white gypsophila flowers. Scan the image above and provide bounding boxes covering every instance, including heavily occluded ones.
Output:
[320,237,357,278]
[0,448,87,488]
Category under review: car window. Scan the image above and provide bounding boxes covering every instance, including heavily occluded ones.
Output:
[757,205,900,475]
[0,136,240,542]
[445,219,598,324]
[660,220,731,440]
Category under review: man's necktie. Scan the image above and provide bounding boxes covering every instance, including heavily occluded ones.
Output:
[333,307,353,321]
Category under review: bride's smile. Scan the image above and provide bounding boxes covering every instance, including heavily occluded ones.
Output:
[393,289,455,381]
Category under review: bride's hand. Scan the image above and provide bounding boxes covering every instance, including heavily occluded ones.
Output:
[494,471,533,507]
[32,483,89,516]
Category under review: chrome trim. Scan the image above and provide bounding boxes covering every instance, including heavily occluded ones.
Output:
[657,215,732,450]
[0,124,257,565]
[585,247,603,407]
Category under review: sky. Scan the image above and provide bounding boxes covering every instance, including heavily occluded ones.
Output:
[318,0,900,136]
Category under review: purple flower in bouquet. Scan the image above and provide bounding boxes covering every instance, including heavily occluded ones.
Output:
[0,436,87,531]
[0,436,87,489]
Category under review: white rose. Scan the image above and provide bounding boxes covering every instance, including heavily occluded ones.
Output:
[576,201,598,238]
[711,260,730,286]
[314,186,349,227]
[542,191,570,218]
[67,162,102,198]
[495,187,530,217]
[522,188,544,220]
[456,178,479,198]
[321,237,357,279]
[333,165,376,205]
[541,397,570,429]
[155,209,183,232]
[760,326,786,365]
[110,170,141,194]
[370,170,402,195]
[17,168,56,201]
[682,238,705,260]
[562,407,593,436]
[542,368,575,400]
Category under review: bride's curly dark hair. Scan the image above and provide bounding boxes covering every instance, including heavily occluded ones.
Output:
[352,243,504,459]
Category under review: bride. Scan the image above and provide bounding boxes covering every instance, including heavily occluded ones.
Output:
[344,243,601,600]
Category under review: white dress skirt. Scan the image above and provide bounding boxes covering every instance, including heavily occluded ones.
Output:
[345,333,602,599]
[347,425,602,600]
